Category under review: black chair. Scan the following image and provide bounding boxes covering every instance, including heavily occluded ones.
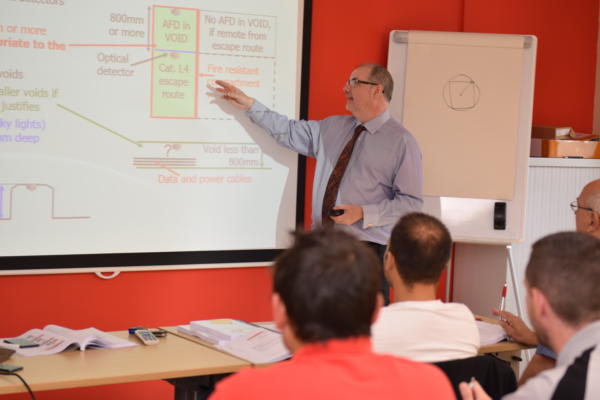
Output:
[433,354,517,400]
[166,373,231,400]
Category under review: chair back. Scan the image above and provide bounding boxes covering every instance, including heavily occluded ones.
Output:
[433,354,517,400]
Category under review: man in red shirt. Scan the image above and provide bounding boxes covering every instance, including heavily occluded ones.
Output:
[210,229,454,400]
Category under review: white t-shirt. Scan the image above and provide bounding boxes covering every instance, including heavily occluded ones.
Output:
[372,300,480,362]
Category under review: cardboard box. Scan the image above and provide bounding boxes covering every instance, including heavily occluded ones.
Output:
[531,125,575,139]
[531,138,600,158]
[530,125,600,158]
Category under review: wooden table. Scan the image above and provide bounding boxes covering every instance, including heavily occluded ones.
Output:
[476,315,534,376]
[0,330,250,396]
[479,340,530,355]
[161,326,253,362]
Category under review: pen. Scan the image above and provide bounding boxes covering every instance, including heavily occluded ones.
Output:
[498,283,507,321]
[469,376,477,388]
[246,330,264,341]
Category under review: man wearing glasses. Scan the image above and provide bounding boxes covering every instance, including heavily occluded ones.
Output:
[494,178,600,385]
[571,179,600,236]
[215,63,423,303]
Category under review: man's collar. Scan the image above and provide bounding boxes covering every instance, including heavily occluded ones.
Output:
[358,109,390,134]
[557,319,600,366]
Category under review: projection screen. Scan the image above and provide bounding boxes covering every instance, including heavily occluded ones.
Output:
[0,0,310,271]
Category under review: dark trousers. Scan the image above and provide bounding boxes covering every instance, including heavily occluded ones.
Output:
[364,241,390,305]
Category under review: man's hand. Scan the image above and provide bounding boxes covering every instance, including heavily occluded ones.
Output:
[214,80,255,110]
[492,308,538,346]
[458,380,492,400]
[330,205,363,225]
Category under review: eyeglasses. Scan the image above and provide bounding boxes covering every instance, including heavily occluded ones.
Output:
[569,200,595,214]
[346,77,379,88]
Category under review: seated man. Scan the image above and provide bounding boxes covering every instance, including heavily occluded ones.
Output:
[460,231,600,399]
[493,178,600,385]
[372,212,480,362]
[210,229,454,400]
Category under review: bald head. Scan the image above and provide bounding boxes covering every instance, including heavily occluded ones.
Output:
[575,179,600,238]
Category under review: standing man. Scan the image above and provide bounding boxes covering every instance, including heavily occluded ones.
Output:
[210,229,454,400]
[460,231,600,400]
[215,63,423,302]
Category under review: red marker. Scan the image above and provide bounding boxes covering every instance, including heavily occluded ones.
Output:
[498,283,507,320]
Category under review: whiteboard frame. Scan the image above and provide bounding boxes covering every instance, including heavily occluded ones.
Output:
[0,261,269,277]
[388,30,537,244]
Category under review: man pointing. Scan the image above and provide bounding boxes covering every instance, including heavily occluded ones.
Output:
[215,63,423,302]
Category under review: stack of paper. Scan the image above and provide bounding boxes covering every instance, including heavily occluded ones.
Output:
[218,328,290,364]
[177,319,257,345]
[190,319,258,344]
[177,318,290,364]
[0,325,137,356]
[476,320,508,346]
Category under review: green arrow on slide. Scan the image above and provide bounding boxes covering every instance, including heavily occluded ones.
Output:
[57,104,142,147]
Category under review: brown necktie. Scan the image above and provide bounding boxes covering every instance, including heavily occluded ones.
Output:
[321,125,366,226]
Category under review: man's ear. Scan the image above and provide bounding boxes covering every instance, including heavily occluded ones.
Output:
[375,85,382,95]
[272,293,288,331]
[383,250,395,281]
[529,287,551,322]
[589,211,600,234]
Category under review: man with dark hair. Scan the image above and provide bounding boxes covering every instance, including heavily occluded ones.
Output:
[460,231,600,400]
[372,212,480,361]
[210,229,454,400]
[215,62,423,303]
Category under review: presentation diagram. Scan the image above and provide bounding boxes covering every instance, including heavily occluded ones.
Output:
[442,74,480,111]
[0,1,301,256]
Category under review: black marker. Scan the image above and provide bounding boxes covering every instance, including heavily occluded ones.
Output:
[328,209,344,217]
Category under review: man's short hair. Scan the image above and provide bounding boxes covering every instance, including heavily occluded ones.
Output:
[273,229,381,343]
[361,63,394,102]
[526,231,600,325]
[388,212,452,287]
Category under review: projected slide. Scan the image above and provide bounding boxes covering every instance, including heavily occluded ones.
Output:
[0,0,302,257]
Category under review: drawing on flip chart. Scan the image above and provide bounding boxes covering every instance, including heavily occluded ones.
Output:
[442,74,480,111]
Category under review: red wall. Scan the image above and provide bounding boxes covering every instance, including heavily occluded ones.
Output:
[1,1,597,399]
[464,0,599,133]
[0,268,272,400]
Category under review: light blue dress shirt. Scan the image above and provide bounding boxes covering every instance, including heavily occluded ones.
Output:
[246,101,423,244]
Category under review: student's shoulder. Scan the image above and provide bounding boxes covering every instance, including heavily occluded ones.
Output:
[210,367,272,400]
[441,301,474,313]
[385,355,455,396]
[385,352,445,376]
[503,365,568,400]
[211,362,297,399]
